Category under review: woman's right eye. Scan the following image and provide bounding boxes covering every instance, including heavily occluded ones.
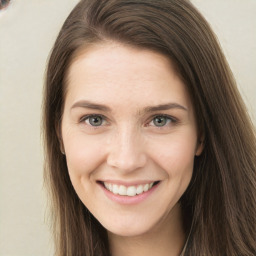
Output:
[81,115,106,127]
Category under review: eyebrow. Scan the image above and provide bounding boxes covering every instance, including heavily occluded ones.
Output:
[71,100,111,112]
[70,100,187,113]
[143,103,187,113]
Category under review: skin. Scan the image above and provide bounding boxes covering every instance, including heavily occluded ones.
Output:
[61,42,203,256]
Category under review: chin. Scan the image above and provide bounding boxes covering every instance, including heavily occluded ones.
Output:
[99,213,165,238]
[106,223,153,237]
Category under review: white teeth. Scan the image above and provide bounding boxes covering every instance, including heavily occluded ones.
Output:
[127,186,136,196]
[112,184,119,194]
[103,182,156,197]
[119,185,127,196]
[136,185,143,194]
[144,183,149,192]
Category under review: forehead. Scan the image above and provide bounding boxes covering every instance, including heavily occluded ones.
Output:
[65,42,193,112]
[66,42,176,84]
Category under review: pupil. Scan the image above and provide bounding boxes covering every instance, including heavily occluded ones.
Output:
[89,116,102,126]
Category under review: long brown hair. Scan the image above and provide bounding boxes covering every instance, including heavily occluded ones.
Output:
[43,0,256,255]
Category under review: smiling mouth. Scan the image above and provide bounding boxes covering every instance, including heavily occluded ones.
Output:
[99,181,160,197]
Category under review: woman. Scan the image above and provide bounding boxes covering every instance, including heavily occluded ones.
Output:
[43,0,256,255]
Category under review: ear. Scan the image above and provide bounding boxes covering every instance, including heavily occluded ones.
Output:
[195,135,204,156]
[55,120,65,155]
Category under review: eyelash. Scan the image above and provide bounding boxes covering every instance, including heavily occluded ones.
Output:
[79,114,178,128]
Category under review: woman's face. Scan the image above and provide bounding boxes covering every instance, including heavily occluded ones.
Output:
[61,42,202,237]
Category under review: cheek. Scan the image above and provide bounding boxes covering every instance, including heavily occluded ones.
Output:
[63,133,107,204]
[64,132,106,177]
[148,132,197,178]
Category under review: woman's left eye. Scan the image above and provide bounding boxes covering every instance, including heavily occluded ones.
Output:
[149,115,175,127]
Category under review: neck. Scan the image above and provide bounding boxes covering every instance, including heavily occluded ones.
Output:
[108,203,186,256]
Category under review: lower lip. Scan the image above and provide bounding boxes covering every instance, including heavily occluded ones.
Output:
[99,182,160,205]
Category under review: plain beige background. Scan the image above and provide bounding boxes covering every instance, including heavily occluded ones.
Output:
[0,0,255,255]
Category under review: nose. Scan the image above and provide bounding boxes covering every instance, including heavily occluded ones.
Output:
[106,127,147,173]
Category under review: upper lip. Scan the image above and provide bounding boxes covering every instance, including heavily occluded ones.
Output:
[98,180,159,186]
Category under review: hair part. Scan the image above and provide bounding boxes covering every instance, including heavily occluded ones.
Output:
[43,0,256,255]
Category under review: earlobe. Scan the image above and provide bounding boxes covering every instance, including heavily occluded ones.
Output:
[59,140,65,155]
[195,139,204,156]
[56,120,65,155]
